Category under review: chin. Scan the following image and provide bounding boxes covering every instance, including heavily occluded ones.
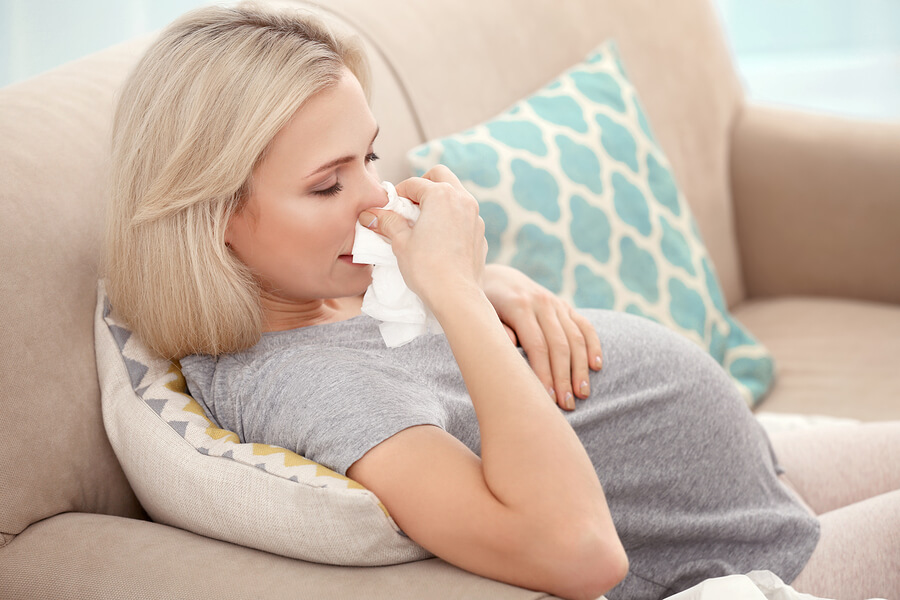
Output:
[349,272,373,294]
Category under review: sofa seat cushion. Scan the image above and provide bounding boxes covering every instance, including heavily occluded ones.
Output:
[0,513,553,600]
[733,297,900,421]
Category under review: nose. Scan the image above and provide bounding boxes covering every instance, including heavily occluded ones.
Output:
[359,170,388,213]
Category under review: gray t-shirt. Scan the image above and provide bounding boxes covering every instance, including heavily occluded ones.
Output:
[181,309,819,600]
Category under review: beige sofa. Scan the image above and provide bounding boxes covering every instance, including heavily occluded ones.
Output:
[2,0,898,598]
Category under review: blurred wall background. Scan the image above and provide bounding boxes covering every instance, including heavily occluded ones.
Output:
[717,0,900,120]
[0,0,209,86]
[1,0,898,120]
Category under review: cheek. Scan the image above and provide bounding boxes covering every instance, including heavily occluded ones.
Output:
[277,215,349,270]
[235,203,356,277]
[229,216,297,273]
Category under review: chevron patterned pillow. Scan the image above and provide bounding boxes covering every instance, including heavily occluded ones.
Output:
[94,280,430,565]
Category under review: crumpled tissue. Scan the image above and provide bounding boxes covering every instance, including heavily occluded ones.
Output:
[352,181,442,347]
[663,570,864,600]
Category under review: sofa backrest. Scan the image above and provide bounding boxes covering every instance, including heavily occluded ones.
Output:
[0,0,746,540]
[0,37,151,542]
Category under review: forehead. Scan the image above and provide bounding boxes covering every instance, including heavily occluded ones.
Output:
[261,69,376,174]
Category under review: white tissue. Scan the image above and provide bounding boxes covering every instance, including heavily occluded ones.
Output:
[352,181,442,347]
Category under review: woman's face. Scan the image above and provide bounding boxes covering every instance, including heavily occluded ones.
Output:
[226,68,386,305]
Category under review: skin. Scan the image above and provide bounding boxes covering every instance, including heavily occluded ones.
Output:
[225,69,627,599]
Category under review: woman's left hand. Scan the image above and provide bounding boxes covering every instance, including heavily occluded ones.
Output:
[481,264,603,410]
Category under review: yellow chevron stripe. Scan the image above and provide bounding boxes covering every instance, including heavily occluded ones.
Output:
[164,362,188,393]
[251,443,367,490]
[164,363,382,511]
[164,362,240,443]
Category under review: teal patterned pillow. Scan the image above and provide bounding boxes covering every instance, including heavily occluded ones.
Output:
[408,40,774,405]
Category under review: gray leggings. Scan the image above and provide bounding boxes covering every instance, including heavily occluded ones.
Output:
[771,421,900,599]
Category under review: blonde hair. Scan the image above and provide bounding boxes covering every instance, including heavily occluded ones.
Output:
[105,3,370,359]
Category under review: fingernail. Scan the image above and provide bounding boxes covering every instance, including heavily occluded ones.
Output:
[594,355,603,369]
[548,387,555,399]
[565,392,575,410]
[359,211,378,229]
[580,380,589,396]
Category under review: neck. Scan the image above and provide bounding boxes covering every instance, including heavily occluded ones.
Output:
[259,292,363,332]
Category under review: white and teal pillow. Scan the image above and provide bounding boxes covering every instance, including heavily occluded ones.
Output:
[408,40,774,405]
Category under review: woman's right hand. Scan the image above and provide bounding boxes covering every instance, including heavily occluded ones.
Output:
[358,166,488,307]
[353,165,626,600]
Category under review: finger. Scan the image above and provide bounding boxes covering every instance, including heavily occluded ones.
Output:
[556,306,591,400]
[534,301,575,411]
[393,177,430,205]
[512,315,556,403]
[397,169,474,211]
[421,164,468,194]
[359,208,410,243]
[571,308,603,371]
[503,323,518,346]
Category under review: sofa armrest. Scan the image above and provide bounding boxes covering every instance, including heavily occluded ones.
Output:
[731,103,900,304]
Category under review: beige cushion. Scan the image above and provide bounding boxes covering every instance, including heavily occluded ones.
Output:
[734,297,900,421]
[0,36,152,540]
[0,513,553,600]
[94,283,430,566]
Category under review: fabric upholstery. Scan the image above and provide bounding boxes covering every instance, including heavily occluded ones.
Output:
[302,0,748,307]
[735,297,900,421]
[1,0,898,597]
[0,36,153,540]
[0,513,557,600]
[732,104,900,305]
[408,40,774,404]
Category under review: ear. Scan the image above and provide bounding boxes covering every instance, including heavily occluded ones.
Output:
[224,200,249,248]
[224,217,235,247]
[225,193,258,251]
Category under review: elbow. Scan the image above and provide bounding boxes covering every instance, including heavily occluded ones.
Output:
[542,521,629,600]
[592,543,629,600]
[569,537,629,600]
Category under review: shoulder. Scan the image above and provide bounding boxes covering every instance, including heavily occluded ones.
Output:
[188,321,454,413]
[232,329,437,404]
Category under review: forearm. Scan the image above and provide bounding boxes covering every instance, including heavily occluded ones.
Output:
[427,280,610,522]
[357,171,626,598]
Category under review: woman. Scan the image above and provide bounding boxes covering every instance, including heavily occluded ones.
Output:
[106,5,899,600]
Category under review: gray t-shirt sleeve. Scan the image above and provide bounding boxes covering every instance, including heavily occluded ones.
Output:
[237,348,449,476]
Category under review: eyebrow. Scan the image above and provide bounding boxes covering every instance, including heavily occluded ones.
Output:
[304,125,380,179]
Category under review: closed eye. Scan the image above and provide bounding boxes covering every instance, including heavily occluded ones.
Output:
[312,182,343,197]
[311,151,376,197]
